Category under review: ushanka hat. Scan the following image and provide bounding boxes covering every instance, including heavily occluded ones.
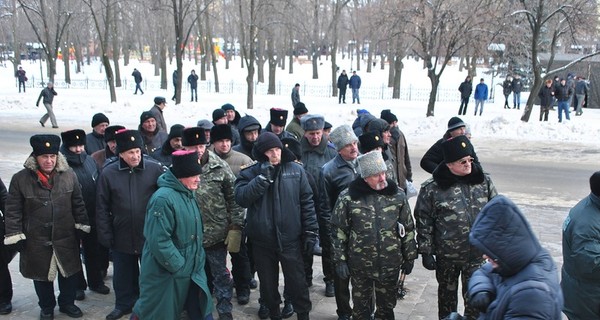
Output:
[115,129,143,153]
[358,132,385,154]
[270,108,288,127]
[171,149,202,178]
[210,124,233,143]
[61,129,87,148]
[442,135,474,163]
[357,150,388,178]
[329,124,357,151]
[91,113,110,128]
[282,137,302,161]
[104,125,126,142]
[182,127,208,146]
[31,134,61,156]
[301,114,325,131]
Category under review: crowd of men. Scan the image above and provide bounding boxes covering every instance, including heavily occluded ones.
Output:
[0,96,594,320]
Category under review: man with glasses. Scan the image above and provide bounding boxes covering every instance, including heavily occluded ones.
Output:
[414,135,497,320]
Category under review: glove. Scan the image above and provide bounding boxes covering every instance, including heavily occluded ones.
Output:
[336,262,350,279]
[422,254,436,271]
[76,229,88,240]
[35,104,39,107]
[12,240,26,253]
[303,231,318,255]
[224,229,242,253]
[401,260,414,275]
[470,291,492,313]
[260,162,275,182]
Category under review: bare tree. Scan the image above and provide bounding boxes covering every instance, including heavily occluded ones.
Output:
[237,0,260,109]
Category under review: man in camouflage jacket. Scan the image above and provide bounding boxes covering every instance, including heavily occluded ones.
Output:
[414,135,497,320]
[332,151,417,320]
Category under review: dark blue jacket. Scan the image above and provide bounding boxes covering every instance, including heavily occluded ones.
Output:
[349,74,361,89]
[468,195,563,320]
[474,83,488,100]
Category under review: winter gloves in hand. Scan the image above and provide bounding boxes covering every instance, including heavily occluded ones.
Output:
[470,291,492,313]
[336,262,350,279]
[422,254,436,270]
[303,231,318,255]
[260,162,276,182]
[401,260,414,275]
[224,229,242,253]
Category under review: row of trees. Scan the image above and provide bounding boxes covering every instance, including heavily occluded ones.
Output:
[1,0,598,121]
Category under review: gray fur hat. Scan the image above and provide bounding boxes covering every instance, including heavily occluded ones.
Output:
[329,124,357,151]
[301,114,325,131]
[357,151,387,178]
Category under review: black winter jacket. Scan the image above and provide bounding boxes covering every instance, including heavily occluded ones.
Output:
[85,131,106,155]
[458,79,473,99]
[61,146,99,226]
[538,85,554,107]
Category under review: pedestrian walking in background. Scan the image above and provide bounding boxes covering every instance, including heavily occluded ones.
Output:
[349,71,361,104]
[132,68,144,95]
[561,171,600,320]
[36,82,59,128]
[555,78,573,123]
[15,66,27,93]
[473,78,488,116]
[574,76,589,116]
[291,83,301,108]
[457,76,472,115]
[501,76,512,109]
[337,70,349,104]
[172,69,178,101]
[537,79,554,122]
[188,70,199,102]
[511,75,523,109]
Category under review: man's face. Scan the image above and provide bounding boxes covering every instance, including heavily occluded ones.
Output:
[68,145,85,155]
[94,122,109,135]
[382,130,392,145]
[323,128,332,135]
[225,110,235,122]
[214,117,228,125]
[270,123,284,135]
[364,172,387,191]
[184,144,207,159]
[179,175,201,190]
[213,139,231,155]
[264,147,282,165]
[107,140,117,154]
[446,155,473,177]
[204,130,211,143]
[36,154,57,174]
[338,141,359,161]
[158,102,166,110]
[449,126,466,138]
[304,129,323,146]
[243,130,259,143]
[142,118,157,132]
[120,148,142,168]
[169,137,183,151]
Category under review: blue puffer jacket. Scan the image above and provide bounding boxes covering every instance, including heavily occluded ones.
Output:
[468,195,563,320]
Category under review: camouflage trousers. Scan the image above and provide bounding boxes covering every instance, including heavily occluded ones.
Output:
[435,258,482,320]
[350,269,399,320]
[204,243,233,315]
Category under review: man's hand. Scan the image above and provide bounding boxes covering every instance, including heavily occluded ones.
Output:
[336,262,350,279]
[260,162,275,182]
[12,240,26,253]
[422,254,436,270]
[401,260,414,275]
[224,229,242,253]
[303,231,318,255]
[470,291,492,313]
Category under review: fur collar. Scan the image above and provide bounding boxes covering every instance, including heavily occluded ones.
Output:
[432,162,485,190]
[348,177,398,200]
[24,153,70,173]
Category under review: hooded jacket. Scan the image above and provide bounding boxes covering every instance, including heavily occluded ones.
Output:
[468,195,563,320]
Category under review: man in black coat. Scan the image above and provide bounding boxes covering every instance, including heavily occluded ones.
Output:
[132,68,143,95]
[235,132,318,320]
[85,113,110,155]
[0,178,16,315]
[187,70,199,102]
[337,70,349,104]
[458,76,472,115]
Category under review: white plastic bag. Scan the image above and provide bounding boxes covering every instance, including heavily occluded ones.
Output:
[406,180,418,199]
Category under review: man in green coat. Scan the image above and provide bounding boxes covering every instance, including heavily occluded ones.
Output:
[132,150,212,319]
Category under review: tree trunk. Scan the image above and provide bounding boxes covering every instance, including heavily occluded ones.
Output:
[101,55,117,102]
[267,36,276,95]
[426,70,440,117]
[62,41,71,84]
[392,56,403,99]
[256,36,265,84]
[159,41,167,89]
[311,44,319,79]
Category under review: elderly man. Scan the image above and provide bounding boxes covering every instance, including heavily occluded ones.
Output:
[149,97,168,133]
[286,103,308,141]
[233,115,262,159]
[221,103,241,135]
[138,111,168,154]
[211,124,253,175]
[235,132,318,320]
[132,150,212,320]
[332,151,417,320]
[91,125,125,171]
[300,114,337,181]
[85,113,110,154]
[96,129,164,320]
[414,135,497,320]
[4,134,90,319]
[60,130,111,301]
[319,125,360,316]
[151,124,184,166]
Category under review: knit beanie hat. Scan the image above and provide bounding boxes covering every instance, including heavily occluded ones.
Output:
[212,109,227,122]
[61,129,87,148]
[104,125,126,142]
[91,113,110,128]
[324,121,333,131]
[167,124,185,141]
[270,108,288,127]
[329,124,358,151]
[301,114,325,131]
[171,150,202,178]
[447,116,466,132]
[293,102,308,115]
[590,171,600,197]
[182,127,208,147]
[380,109,398,124]
[210,124,233,143]
[357,151,388,178]
[140,111,156,125]
[442,135,473,163]
[358,132,385,154]
[221,103,235,111]
[366,118,390,136]
[31,134,61,156]
[115,129,143,153]
[253,132,283,156]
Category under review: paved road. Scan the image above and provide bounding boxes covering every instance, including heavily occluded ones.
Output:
[1,127,595,319]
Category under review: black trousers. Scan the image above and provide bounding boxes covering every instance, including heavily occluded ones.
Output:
[76,228,109,290]
[253,243,311,317]
[112,251,140,311]
[458,97,469,115]
[0,245,16,304]
[33,273,78,312]
[339,88,347,103]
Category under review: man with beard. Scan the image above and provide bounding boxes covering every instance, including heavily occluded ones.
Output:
[151,124,184,166]
[233,115,262,159]
[138,111,168,154]
[85,113,110,155]
[264,108,296,140]
[60,130,111,301]
[414,135,497,320]
[96,129,164,320]
[235,132,318,320]
[3,134,90,319]
[332,151,417,320]
[91,125,125,171]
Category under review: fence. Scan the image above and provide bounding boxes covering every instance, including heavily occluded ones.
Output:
[18,76,498,103]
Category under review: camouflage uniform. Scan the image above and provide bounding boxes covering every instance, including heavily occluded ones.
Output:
[332,178,417,320]
[414,166,497,320]
[195,150,244,317]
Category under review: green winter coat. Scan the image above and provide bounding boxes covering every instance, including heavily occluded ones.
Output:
[133,169,212,319]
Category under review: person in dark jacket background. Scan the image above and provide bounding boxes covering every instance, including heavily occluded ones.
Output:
[337,70,349,104]
[171,70,178,101]
[561,171,600,320]
[473,78,488,116]
[0,178,16,315]
[468,195,563,320]
[574,76,589,116]
[85,113,110,155]
[349,71,361,104]
[132,68,143,95]
[511,75,523,109]
[188,70,199,102]
[501,76,512,109]
[537,79,554,122]
[234,132,318,320]
[233,115,262,159]
[420,117,478,174]
[151,124,184,166]
[458,76,472,115]
[555,78,573,123]
[96,129,165,320]
[15,66,27,93]
[36,82,59,128]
